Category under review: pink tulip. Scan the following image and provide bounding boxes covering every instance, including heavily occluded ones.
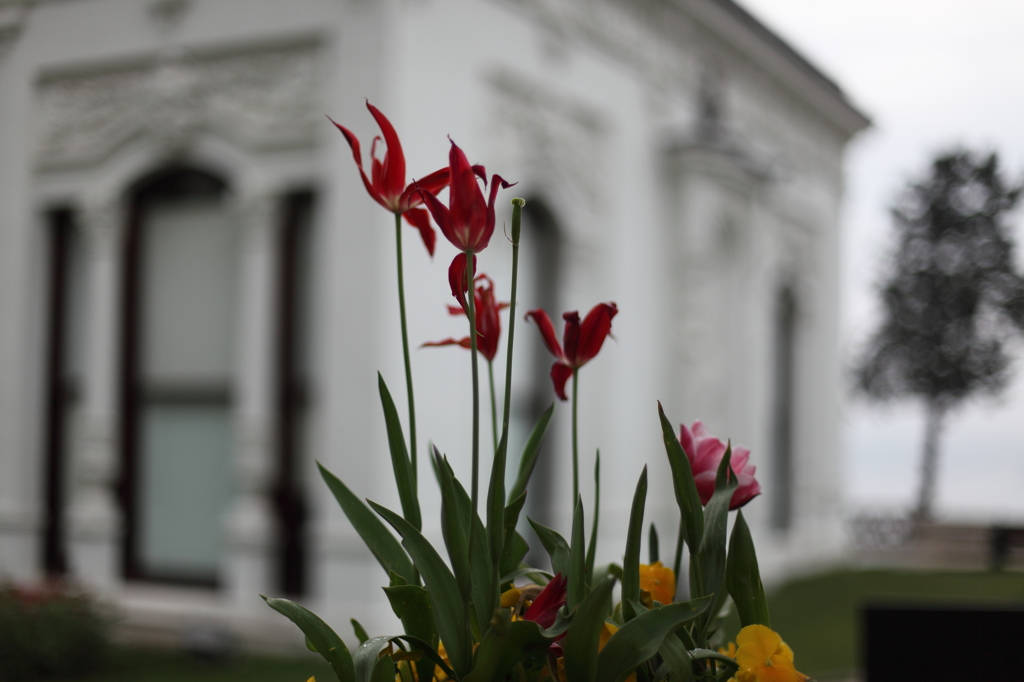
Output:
[679,421,761,510]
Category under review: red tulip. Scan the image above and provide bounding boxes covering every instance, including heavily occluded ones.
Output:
[523,572,567,629]
[678,421,761,510]
[525,303,618,400]
[416,139,513,288]
[330,101,450,255]
[423,274,509,362]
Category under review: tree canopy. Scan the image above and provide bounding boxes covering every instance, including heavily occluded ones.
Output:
[855,150,1024,410]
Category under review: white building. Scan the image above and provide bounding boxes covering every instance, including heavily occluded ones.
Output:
[0,0,867,648]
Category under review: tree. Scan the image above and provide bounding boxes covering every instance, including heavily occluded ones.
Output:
[854,150,1024,525]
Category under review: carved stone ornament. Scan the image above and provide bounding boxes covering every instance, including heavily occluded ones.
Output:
[485,68,608,229]
[35,42,322,169]
[0,0,33,61]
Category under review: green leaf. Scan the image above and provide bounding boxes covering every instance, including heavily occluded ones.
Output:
[393,636,455,681]
[499,491,530,584]
[379,373,422,530]
[262,596,354,682]
[499,565,554,584]
[469,515,498,637]
[694,446,738,638]
[658,403,703,553]
[657,630,695,682]
[568,496,586,611]
[527,517,570,576]
[562,576,615,682]
[507,404,554,503]
[649,523,659,565]
[433,451,472,604]
[351,619,370,645]
[368,501,472,679]
[487,429,509,567]
[383,584,437,682]
[504,489,528,534]
[725,510,770,628]
[498,532,531,584]
[621,467,648,621]
[463,618,553,682]
[586,451,601,586]
[690,649,739,681]
[354,636,395,682]
[318,463,416,584]
[595,596,712,682]
[440,456,498,636]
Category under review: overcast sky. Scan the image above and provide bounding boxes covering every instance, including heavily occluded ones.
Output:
[741,0,1024,521]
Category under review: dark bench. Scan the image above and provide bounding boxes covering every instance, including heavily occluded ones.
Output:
[863,605,1024,681]
[990,526,1024,570]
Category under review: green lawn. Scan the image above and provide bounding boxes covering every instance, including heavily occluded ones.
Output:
[62,646,333,682]
[718,568,1024,680]
[51,569,1024,682]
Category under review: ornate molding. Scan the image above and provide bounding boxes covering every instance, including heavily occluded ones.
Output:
[80,198,126,258]
[35,42,323,169]
[0,0,32,61]
[485,68,608,239]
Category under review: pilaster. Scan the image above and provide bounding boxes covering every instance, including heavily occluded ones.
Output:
[224,191,279,611]
[67,196,125,593]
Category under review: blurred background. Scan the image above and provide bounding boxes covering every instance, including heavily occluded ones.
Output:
[0,1,1022,681]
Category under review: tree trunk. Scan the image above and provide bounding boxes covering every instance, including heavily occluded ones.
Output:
[913,399,947,528]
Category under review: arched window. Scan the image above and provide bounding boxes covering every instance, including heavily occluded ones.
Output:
[42,208,89,576]
[770,285,797,531]
[120,168,237,585]
[274,190,316,595]
[513,198,563,530]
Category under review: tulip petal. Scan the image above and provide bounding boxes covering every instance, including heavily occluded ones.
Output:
[399,167,450,212]
[422,337,472,351]
[402,208,436,257]
[479,173,515,253]
[550,363,573,402]
[693,471,717,506]
[526,309,564,360]
[448,253,476,312]
[679,422,697,464]
[417,182,454,247]
[328,116,386,210]
[562,311,581,366]
[365,102,407,204]
[730,479,761,510]
[576,302,618,365]
[447,140,488,251]
[416,167,452,195]
[524,572,567,628]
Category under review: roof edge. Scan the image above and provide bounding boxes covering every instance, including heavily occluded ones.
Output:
[673,0,871,137]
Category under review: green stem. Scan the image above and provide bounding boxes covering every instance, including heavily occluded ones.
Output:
[498,198,524,465]
[467,250,480,520]
[673,518,685,597]
[395,213,417,486]
[572,368,579,505]
[488,361,498,454]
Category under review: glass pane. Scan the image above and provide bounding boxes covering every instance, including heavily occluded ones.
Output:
[140,195,238,385]
[138,403,231,580]
[62,221,90,381]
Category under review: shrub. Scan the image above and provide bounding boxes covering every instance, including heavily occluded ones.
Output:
[0,581,112,682]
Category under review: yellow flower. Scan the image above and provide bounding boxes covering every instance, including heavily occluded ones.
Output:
[500,587,522,608]
[720,625,809,682]
[597,622,636,682]
[638,561,675,606]
[432,642,451,682]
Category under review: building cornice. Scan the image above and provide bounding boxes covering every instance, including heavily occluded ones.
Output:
[666,0,871,138]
